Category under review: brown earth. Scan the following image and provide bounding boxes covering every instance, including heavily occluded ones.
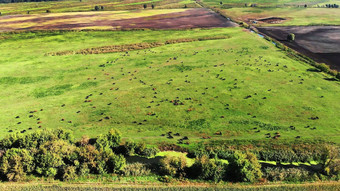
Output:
[0,8,237,32]
[258,26,340,71]
[257,17,286,24]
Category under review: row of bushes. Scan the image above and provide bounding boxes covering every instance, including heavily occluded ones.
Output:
[0,129,338,183]
[158,151,262,183]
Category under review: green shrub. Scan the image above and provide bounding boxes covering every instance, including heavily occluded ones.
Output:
[263,167,314,182]
[0,148,34,181]
[95,128,121,150]
[34,140,76,178]
[189,155,227,182]
[123,162,151,176]
[287,33,295,41]
[159,155,187,178]
[60,165,77,181]
[226,151,262,182]
[140,146,160,157]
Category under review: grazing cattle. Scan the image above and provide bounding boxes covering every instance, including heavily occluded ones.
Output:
[174,133,180,136]
[17,122,21,124]
[37,121,42,124]
[21,130,26,133]
[15,116,20,118]
[61,118,65,121]
[68,121,72,123]
[296,136,301,139]
[8,130,13,132]
[215,131,222,135]
[29,115,33,118]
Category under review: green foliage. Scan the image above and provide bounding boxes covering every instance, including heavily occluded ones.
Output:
[123,162,151,176]
[287,33,295,41]
[159,155,187,178]
[263,167,316,182]
[34,140,75,177]
[320,145,340,176]
[0,148,34,181]
[189,155,227,182]
[60,165,77,181]
[94,128,121,150]
[226,151,262,182]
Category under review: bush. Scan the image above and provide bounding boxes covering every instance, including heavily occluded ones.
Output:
[336,72,340,80]
[287,33,295,41]
[226,151,262,182]
[159,155,187,178]
[315,63,331,73]
[263,167,314,182]
[35,140,76,178]
[95,128,121,150]
[60,165,77,181]
[106,153,126,174]
[123,163,151,176]
[189,155,227,182]
[0,148,34,181]
[140,146,160,157]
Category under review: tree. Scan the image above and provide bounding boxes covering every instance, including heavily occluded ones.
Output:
[34,140,76,178]
[226,151,262,182]
[95,128,121,150]
[0,148,34,181]
[287,33,295,41]
[143,4,147,9]
[101,6,104,10]
[151,4,155,9]
[94,6,100,11]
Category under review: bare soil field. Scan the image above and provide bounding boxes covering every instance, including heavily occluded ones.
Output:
[258,26,340,70]
[0,8,237,32]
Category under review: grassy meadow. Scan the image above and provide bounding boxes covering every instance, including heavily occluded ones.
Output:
[221,7,340,26]
[201,0,340,26]
[0,27,339,144]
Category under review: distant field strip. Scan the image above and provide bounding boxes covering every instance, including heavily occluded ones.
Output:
[0,9,236,31]
[47,36,231,56]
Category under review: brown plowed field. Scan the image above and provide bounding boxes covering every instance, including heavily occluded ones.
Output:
[258,26,340,71]
[0,8,237,32]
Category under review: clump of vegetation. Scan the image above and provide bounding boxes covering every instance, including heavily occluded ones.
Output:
[159,155,187,178]
[287,33,295,41]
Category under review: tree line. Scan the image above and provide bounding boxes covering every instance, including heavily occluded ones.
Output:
[0,128,338,183]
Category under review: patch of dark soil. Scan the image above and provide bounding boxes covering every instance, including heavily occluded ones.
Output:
[0,8,237,32]
[258,26,340,71]
[257,17,286,24]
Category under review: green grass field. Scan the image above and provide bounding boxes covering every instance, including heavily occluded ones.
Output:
[203,0,340,7]
[220,7,340,26]
[200,0,340,26]
[0,27,339,144]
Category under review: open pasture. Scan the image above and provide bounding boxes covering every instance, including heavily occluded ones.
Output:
[0,28,339,143]
[0,0,198,16]
[203,0,340,7]
[0,8,236,31]
[220,7,340,26]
